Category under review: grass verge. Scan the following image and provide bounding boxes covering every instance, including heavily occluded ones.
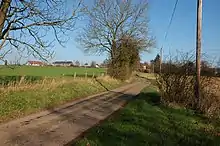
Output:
[74,86,220,146]
[136,72,155,80]
[0,76,123,123]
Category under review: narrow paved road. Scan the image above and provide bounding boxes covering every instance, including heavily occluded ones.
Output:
[0,82,146,146]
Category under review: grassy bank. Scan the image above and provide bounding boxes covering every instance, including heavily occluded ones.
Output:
[75,87,220,146]
[0,77,122,123]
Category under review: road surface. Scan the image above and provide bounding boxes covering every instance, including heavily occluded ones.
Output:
[0,82,146,146]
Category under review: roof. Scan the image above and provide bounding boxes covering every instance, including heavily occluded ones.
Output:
[28,61,44,65]
[52,61,73,64]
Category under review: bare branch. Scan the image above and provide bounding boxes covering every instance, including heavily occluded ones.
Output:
[0,49,11,60]
[0,0,82,60]
[0,26,9,49]
[78,0,155,58]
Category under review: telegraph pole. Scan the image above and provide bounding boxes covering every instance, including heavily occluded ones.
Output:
[159,47,162,74]
[195,0,202,105]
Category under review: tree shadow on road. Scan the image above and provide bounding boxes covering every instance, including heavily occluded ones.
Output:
[94,77,109,91]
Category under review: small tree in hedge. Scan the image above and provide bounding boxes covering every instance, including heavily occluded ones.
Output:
[107,36,141,80]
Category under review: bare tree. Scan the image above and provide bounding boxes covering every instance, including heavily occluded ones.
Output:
[77,0,154,60]
[0,0,82,60]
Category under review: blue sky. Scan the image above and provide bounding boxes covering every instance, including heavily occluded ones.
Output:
[5,0,220,64]
[148,0,220,63]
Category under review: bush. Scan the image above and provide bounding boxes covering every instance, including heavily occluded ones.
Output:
[156,54,220,118]
[107,60,132,81]
[107,36,140,80]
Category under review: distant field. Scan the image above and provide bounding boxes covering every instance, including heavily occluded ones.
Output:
[0,66,106,77]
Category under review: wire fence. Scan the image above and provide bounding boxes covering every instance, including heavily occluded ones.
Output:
[64,71,107,79]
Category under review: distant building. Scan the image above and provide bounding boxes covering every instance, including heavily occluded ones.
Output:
[52,61,73,67]
[27,61,44,66]
[140,62,151,73]
[95,64,100,68]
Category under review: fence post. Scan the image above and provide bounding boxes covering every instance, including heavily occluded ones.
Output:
[74,72,76,79]
[19,76,25,85]
[85,72,87,78]
[92,72,95,78]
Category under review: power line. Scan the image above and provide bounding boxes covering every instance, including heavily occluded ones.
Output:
[159,0,179,73]
[163,0,179,43]
[162,0,179,47]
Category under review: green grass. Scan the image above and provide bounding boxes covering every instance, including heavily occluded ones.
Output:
[136,72,156,80]
[0,78,122,123]
[75,87,220,146]
[0,66,105,77]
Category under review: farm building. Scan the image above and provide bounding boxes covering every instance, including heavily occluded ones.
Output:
[52,61,73,67]
[27,61,44,66]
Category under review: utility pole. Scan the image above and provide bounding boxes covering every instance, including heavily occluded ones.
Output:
[195,0,202,106]
[152,63,154,73]
[159,47,163,74]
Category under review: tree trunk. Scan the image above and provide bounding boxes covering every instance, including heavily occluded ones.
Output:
[111,40,117,60]
[0,0,11,38]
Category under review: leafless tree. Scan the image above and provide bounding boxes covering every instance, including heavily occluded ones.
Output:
[0,0,82,60]
[77,0,154,60]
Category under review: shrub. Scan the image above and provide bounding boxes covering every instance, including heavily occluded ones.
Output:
[107,59,132,81]
[156,54,220,118]
[107,36,140,80]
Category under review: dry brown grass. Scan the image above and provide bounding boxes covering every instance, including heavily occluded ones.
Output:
[213,77,220,96]
[0,76,122,95]
[1,78,57,94]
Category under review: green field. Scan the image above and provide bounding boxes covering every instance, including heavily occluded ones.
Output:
[0,66,106,77]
